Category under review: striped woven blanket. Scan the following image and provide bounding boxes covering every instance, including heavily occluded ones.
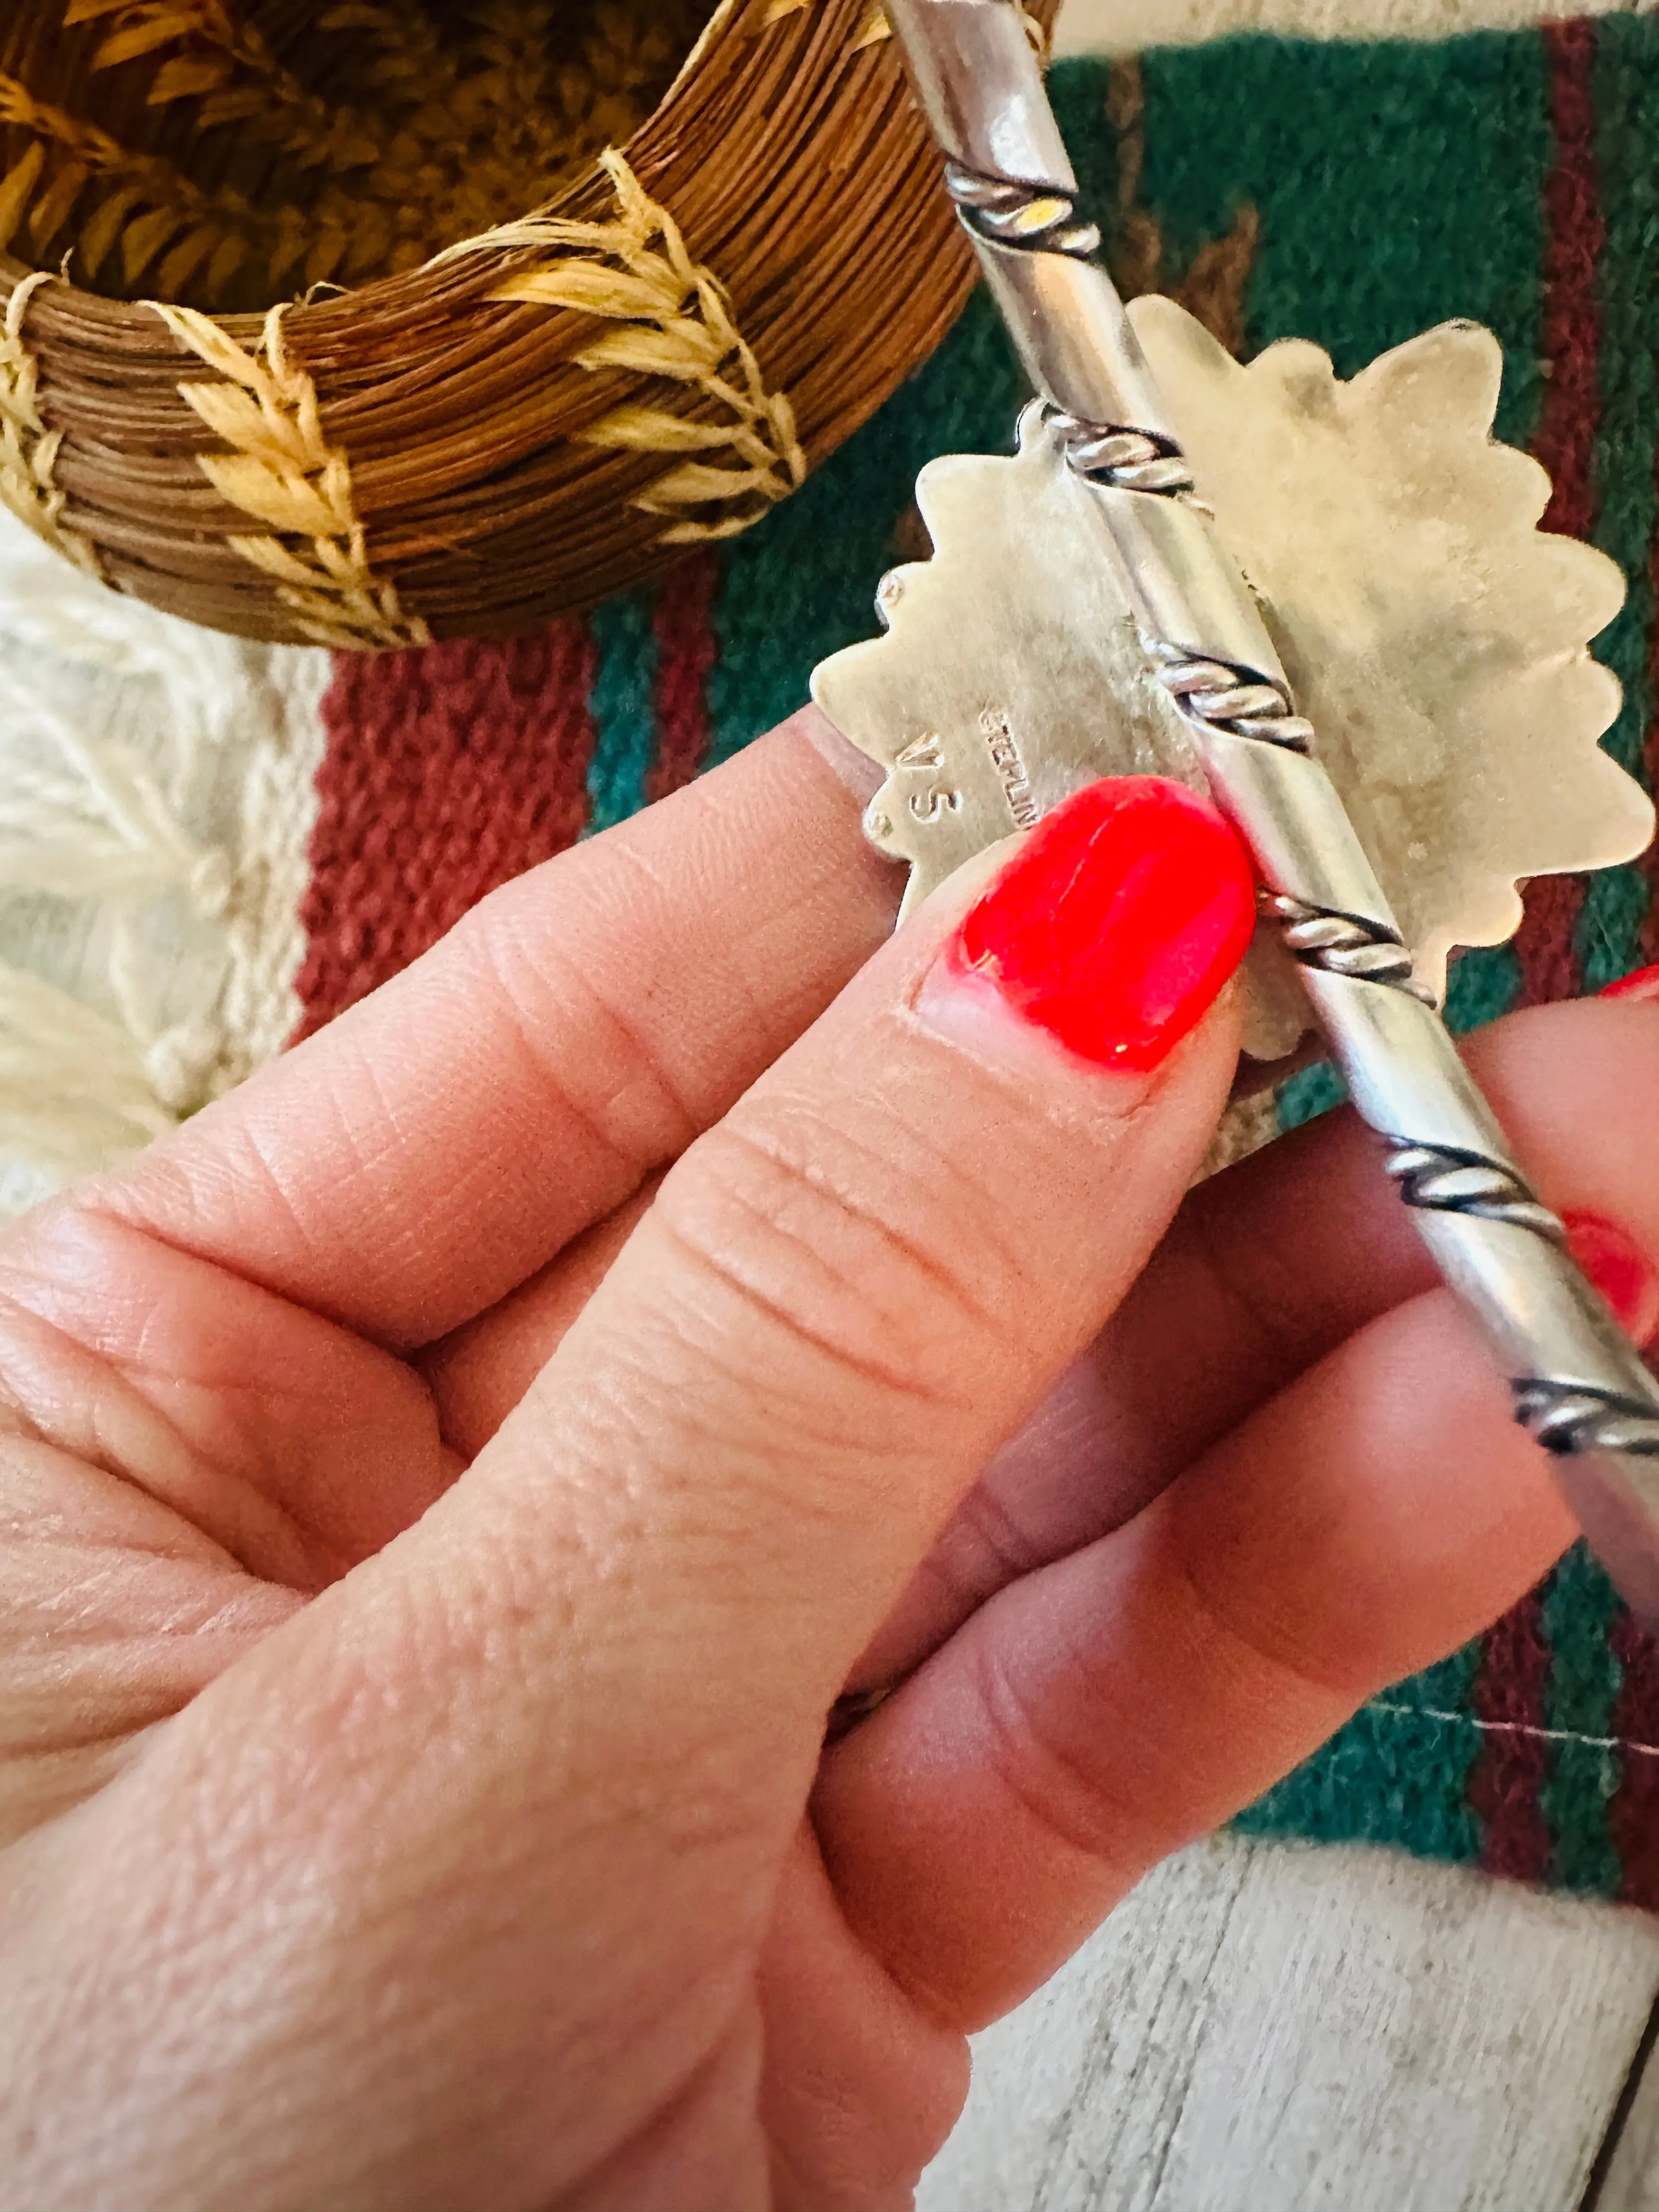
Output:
[5,20,1658,1904]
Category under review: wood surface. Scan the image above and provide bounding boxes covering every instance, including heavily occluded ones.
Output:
[1587,1999,1659,2211]
[921,1833,1659,2211]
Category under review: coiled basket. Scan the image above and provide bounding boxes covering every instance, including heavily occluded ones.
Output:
[0,0,1053,647]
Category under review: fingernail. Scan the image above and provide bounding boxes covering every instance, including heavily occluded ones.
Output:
[934,776,1257,1074]
[1601,962,1659,1003]
[1564,1208,1659,1348]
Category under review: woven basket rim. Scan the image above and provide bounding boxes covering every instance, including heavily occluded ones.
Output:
[0,0,1054,647]
[0,0,748,330]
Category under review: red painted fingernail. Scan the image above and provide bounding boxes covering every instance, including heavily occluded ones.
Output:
[1601,962,1659,1003]
[940,776,1257,1074]
[1564,1208,1659,1348]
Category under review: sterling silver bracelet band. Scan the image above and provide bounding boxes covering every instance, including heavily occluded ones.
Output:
[886,0,1659,1614]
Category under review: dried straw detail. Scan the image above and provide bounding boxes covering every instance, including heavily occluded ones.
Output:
[757,0,1045,53]
[151,301,430,652]
[761,0,893,48]
[0,57,408,301]
[66,0,383,176]
[15,2,701,307]
[317,2,465,105]
[0,64,263,294]
[0,273,99,577]
[486,150,808,546]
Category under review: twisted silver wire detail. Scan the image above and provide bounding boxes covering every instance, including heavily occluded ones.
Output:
[1152,645,1317,753]
[1267,894,1436,1000]
[1051,416,1196,494]
[940,165,1198,493]
[1514,1384,1659,1458]
[1385,1143,1566,1239]
[944,162,1101,257]
[1139,492,1446,1010]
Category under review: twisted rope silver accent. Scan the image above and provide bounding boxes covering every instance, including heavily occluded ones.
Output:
[1514,1384,1659,1458]
[1385,1143,1566,1240]
[940,166,1197,493]
[1052,417,1195,494]
[1155,655,1444,1000]
[1267,894,1436,1000]
[1153,644,1316,752]
[944,162,1101,257]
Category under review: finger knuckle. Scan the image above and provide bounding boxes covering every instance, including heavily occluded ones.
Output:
[453,892,705,1169]
[654,1110,1014,1444]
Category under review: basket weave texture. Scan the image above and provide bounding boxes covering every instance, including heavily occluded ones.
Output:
[0,1,1053,646]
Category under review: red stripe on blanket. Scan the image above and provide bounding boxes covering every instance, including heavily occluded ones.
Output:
[1469,19,1604,1881]
[1513,15,1604,1009]
[1610,1611,1659,1906]
[293,622,599,1037]
[1468,1585,1554,1884]
[645,551,720,806]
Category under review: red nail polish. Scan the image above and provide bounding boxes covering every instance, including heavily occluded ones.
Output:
[1564,1208,1659,1348]
[1602,963,1659,1003]
[944,776,1257,1074]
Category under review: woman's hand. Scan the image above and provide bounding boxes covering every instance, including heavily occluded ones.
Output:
[0,710,1643,2211]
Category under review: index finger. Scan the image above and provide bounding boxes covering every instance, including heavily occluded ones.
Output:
[89,713,899,1349]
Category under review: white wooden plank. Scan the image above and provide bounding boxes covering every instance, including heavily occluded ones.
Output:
[1582,2014,1659,2210]
[921,1833,1659,2212]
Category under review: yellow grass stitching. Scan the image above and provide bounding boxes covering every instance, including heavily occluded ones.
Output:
[0,273,100,576]
[151,300,431,650]
[479,149,807,545]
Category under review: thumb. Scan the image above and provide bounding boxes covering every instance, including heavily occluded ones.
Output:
[470,772,1257,1753]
